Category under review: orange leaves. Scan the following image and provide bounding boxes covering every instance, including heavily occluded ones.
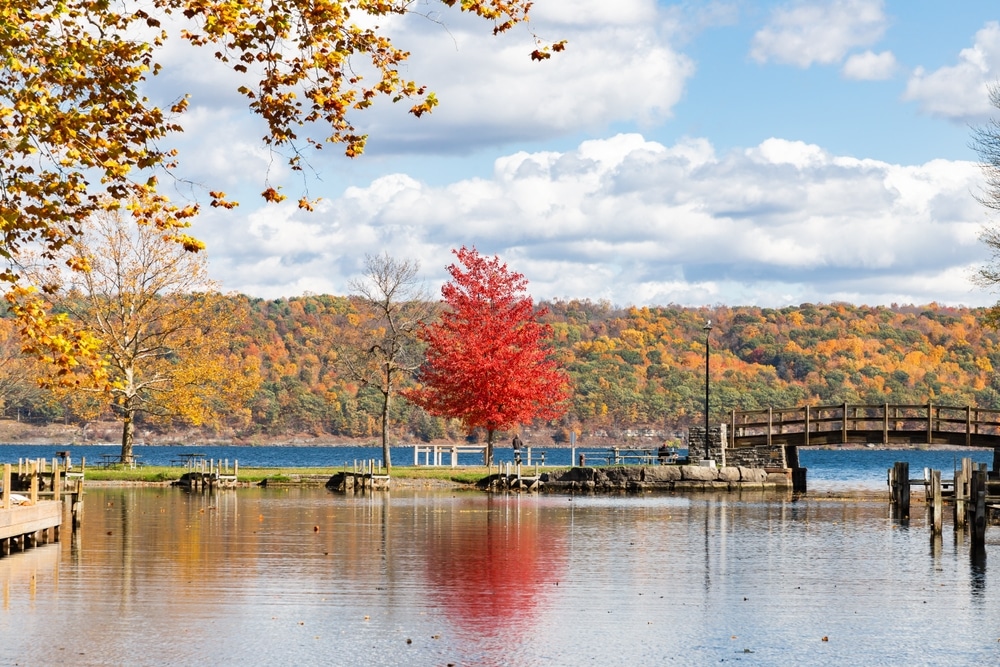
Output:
[262,186,286,203]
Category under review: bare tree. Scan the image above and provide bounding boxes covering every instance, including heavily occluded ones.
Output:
[972,83,1000,288]
[339,254,436,471]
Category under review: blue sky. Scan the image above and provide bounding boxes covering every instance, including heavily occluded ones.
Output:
[161,0,1000,307]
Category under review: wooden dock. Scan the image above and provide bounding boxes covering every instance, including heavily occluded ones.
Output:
[889,458,997,545]
[326,459,390,493]
[1,459,84,556]
[172,459,239,490]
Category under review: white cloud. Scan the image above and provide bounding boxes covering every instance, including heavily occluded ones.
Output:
[346,0,694,153]
[750,0,887,68]
[904,21,1000,122]
[842,50,897,80]
[196,133,991,308]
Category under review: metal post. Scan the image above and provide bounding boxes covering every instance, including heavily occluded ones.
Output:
[703,320,712,461]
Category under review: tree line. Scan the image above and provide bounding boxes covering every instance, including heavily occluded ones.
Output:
[2,293,998,446]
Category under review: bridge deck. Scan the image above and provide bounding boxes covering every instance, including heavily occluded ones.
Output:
[730,403,1000,449]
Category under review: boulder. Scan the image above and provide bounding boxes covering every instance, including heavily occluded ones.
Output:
[643,466,682,482]
[717,466,741,482]
[739,467,768,483]
[680,465,719,481]
[766,472,791,486]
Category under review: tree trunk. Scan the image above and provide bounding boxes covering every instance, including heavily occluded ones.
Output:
[381,388,392,471]
[120,412,134,463]
[485,428,495,466]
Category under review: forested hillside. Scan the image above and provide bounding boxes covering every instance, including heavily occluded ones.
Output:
[3,297,999,443]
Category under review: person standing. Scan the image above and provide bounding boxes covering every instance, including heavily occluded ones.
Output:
[512,434,523,464]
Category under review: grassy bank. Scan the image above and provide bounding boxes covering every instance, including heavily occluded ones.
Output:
[80,465,565,485]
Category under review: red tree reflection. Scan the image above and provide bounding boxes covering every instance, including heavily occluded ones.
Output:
[425,497,566,639]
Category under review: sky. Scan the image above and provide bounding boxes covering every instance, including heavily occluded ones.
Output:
[151,0,1000,308]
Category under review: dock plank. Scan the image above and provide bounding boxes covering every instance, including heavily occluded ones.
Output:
[0,501,62,540]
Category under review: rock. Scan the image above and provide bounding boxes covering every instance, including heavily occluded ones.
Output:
[643,466,682,482]
[717,466,741,482]
[739,467,768,483]
[766,472,791,486]
[680,465,719,481]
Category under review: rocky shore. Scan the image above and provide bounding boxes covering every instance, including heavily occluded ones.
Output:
[543,464,792,491]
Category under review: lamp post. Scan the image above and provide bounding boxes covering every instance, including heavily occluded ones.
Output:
[703,319,712,462]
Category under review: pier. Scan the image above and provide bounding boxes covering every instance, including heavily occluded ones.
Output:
[326,459,390,493]
[1,458,84,556]
[172,458,240,490]
[889,458,999,546]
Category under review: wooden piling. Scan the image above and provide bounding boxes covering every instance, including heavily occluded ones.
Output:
[930,469,942,535]
[955,457,971,530]
[971,465,988,546]
[890,461,910,519]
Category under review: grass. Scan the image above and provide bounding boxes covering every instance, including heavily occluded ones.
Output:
[79,464,572,485]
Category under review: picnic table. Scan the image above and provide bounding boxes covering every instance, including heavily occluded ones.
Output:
[172,453,207,469]
[98,454,142,469]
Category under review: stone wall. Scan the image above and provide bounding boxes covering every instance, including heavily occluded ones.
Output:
[687,425,724,462]
[690,424,796,470]
[542,465,793,493]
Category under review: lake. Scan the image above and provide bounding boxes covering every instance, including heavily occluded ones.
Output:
[1,479,999,665]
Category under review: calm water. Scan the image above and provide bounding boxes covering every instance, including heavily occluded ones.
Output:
[1,485,999,666]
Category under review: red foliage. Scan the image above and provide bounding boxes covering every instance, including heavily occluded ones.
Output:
[407,247,570,459]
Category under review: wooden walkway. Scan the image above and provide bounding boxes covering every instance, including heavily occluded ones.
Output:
[0,460,84,556]
[729,403,1000,449]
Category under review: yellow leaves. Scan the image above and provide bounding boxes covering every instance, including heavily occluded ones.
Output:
[5,287,109,389]
[262,187,286,203]
[209,191,239,209]
[409,93,438,118]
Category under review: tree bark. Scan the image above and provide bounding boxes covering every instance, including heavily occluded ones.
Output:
[120,411,135,463]
[380,386,392,471]
[485,428,495,466]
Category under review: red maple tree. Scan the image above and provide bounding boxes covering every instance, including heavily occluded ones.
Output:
[407,247,570,465]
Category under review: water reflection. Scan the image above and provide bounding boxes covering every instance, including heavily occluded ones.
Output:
[0,488,998,666]
[971,544,987,600]
[425,495,566,642]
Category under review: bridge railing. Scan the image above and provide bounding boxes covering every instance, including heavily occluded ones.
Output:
[729,403,1000,448]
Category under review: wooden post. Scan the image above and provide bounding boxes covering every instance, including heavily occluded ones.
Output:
[930,469,942,535]
[955,457,971,530]
[883,402,889,445]
[2,464,10,510]
[892,461,910,519]
[842,402,848,443]
[900,462,910,518]
[804,405,810,446]
[926,402,933,445]
[767,407,773,448]
[29,462,38,504]
[886,464,899,505]
[972,466,988,546]
[53,465,61,502]
[966,405,972,448]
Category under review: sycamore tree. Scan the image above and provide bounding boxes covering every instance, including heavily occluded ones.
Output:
[406,246,570,465]
[2,0,561,380]
[339,253,436,471]
[32,207,260,462]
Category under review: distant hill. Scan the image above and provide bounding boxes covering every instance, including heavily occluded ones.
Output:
[2,297,998,444]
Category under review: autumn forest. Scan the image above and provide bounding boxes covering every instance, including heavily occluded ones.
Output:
[1,295,997,445]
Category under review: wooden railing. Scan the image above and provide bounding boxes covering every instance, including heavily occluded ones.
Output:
[729,403,1000,448]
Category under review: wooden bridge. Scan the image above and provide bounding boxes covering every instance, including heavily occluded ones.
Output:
[729,403,1000,450]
